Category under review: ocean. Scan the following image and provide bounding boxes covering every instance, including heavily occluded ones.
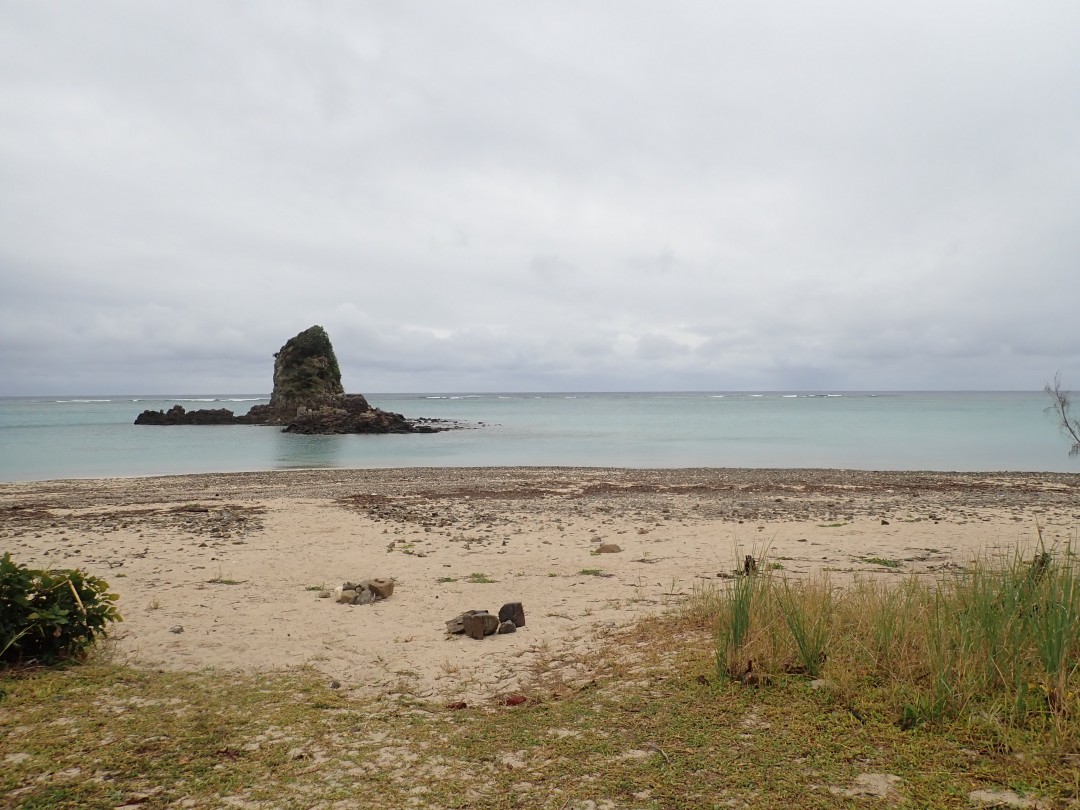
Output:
[0,391,1076,482]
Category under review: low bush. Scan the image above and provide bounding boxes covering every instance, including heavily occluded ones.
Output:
[1,553,121,665]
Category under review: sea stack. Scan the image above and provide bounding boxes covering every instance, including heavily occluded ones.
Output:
[135,325,449,434]
[262,325,345,422]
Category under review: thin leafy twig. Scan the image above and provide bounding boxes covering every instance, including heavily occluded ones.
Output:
[1045,373,1080,457]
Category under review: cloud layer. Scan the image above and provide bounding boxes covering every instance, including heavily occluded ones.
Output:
[2,2,1079,394]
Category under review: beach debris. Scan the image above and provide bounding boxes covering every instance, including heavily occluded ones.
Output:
[447,604,526,639]
[595,543,622,554]
[333,578,395,606]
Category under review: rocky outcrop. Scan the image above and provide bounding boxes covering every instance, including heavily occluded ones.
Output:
[262,325,346,424]
[134,325,454,434]
[134,405,238,425]
[283,394,416,435]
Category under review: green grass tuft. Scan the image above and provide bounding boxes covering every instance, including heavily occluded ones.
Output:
[863,556,903,568]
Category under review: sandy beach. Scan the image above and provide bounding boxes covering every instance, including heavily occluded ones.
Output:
[2,467,1077,701]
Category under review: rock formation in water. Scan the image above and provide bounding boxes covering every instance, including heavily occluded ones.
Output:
[132,405,238,426]
[244,325,346,425]
[135,325,449,434]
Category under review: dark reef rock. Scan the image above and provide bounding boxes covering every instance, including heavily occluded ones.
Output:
[134,405,239,426]
[135,325,455,435]
[283,393,416,434]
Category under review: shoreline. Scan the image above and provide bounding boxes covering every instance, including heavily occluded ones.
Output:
[5,464,1080,501]
[3,467,1078,700]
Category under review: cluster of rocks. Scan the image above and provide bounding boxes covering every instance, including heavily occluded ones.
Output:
[280,394,418,434]
[326,577,395,605]
[135,405,247,426]
[135,326,455,435]
[446,602,526,640]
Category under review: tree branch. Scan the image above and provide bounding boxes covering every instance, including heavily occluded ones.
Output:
[1045,372,1080,457]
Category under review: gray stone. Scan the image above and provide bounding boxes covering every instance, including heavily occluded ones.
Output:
[969,788,1047,808]
[353,588,375,605]
[830,773,902,799]
[497,620,516,634]
[498,602,526,627]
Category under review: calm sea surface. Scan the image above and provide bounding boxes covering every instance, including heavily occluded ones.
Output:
[0,392,1076,482]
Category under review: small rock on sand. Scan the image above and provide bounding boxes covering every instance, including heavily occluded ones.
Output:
[830,773,902,799]
[969,789,1048,809]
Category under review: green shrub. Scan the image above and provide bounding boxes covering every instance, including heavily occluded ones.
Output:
[1,553,122,665]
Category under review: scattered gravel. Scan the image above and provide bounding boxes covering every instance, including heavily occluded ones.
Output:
[3,467,1077,524]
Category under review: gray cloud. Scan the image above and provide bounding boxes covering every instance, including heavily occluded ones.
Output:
[2,1,1079,395]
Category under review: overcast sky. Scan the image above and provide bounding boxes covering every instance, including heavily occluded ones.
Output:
[2,2,1079,395]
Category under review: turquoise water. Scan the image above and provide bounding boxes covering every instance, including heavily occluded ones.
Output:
[0,392,1075,481]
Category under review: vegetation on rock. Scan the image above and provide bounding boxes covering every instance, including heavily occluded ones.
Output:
[267,325,345,418]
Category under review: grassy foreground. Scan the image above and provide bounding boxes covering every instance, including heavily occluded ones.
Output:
[3,553,1079,809]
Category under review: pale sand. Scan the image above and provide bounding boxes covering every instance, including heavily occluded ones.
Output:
[2,468,1077,701]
